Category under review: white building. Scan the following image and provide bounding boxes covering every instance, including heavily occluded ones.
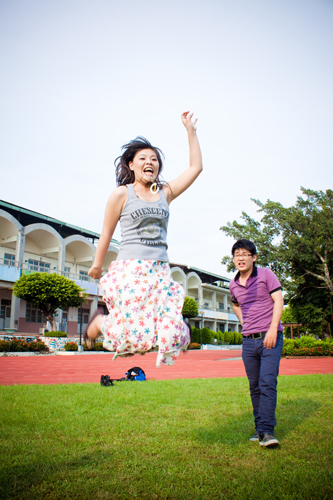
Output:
[0,200,241,335]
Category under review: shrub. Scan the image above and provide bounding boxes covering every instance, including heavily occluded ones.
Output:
[182,296,198,319]
[298,335,317,348]
[201,327,211,344]
[94,342,104,351]
[282,339,333,357]
[209,329,217,342]
[191,327,201,344]
[223,331,231,343]
[234,332,243,345]
[282,343,295,356]
[44,331,67,338]
[0,340,10,352]
[215,330,223,341]
[28,341,46,352]
[189,342,201,350]
[10,339,29,352]
[64,342,78,351]
[83,342,104,351]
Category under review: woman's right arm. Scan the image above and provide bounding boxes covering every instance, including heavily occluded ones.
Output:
[88,186,127,279]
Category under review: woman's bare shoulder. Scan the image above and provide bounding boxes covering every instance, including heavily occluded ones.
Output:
[105,185,128,213]
[109,185,128,200]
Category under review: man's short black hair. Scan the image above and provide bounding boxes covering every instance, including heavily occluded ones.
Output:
[231,239,257,256]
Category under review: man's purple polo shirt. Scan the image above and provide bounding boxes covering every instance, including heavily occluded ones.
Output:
[229,266,283,336]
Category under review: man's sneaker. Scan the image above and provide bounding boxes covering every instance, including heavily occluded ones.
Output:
[249,431,260,442]
[259,433,279,447]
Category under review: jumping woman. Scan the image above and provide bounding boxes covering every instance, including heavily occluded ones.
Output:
[85,112,203,367]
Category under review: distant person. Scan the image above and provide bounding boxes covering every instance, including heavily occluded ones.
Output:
[84,112,202,367]
[229,239,284,447]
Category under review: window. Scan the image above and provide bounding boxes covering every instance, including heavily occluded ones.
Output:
[78,308,89,324]
[0,299,11,318]
[219,323,225,332]
[79,270,89,281]
[26,303,46,323]
[218,302,224,310]
[27,259,50,272]
[64,267,70,277]
[61,307,68,321]
[4,253,15,266]
[195,321,200,329]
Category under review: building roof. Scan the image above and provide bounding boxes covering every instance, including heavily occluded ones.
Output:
[0,200,120,244]
[1,200,229,282]
[170,263,230,284]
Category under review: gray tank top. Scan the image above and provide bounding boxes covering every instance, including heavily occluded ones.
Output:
[116,184,170,262]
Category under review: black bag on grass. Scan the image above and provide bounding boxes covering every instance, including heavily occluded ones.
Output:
[125,367,146,381]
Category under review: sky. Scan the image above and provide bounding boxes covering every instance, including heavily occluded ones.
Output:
[1,0,332,278]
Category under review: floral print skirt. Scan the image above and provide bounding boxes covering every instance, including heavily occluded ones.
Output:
[99,259,190,367]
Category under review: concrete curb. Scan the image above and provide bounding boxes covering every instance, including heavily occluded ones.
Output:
[56,351,116,356]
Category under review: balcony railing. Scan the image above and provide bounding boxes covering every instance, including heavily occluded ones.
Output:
[0,258,104,284]
[197,305,231,312]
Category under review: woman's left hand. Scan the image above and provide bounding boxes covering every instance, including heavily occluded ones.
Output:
[181,111,198,132]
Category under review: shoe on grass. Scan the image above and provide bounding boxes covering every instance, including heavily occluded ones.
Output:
[259,433,279,447]
[100,375,113,387]
[249,431,260,442]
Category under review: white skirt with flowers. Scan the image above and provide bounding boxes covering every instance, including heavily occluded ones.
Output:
[99,259,190,367]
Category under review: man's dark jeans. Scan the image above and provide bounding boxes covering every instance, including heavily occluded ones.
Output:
[242,333,283,435]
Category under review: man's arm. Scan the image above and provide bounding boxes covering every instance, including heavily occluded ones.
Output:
[263,290,284,349]
[232,303,243,326]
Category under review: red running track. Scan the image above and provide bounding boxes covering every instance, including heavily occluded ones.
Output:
[0,350,332,386]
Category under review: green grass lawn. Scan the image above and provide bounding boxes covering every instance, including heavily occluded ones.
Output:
[0,374,332,500]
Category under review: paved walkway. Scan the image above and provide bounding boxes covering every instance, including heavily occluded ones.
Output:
[0,350,332,385]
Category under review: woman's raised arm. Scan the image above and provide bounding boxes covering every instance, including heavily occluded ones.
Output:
[164,111,203,203]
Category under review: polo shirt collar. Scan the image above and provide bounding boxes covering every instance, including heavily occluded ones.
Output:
[234,264,257,282]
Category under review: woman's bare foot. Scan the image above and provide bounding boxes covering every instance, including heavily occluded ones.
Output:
[83,308,104,348]
[87,314,103,340]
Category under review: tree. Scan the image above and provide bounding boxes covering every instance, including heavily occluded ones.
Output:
[182,296,198,319]
[220,188,333,336]
[13,272,86,331]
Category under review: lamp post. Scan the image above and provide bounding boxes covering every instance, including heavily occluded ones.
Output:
[199,310,204,347]
[78,291,84,352]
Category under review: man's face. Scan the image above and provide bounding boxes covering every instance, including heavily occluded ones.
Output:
[233,248,257,273]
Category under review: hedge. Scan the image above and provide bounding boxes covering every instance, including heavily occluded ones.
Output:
[189,342,201,350]
[187,328,243,345]
[83,342,104,351]
[44,331,67,338]
[64,342,78,351]
[282,339,333,357]
[0,339,46,352]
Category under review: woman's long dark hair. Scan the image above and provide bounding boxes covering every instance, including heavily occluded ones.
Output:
[115,136,166,188]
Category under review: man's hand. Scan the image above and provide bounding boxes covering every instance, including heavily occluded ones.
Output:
[263,328,278,349]
[88,266,103,280]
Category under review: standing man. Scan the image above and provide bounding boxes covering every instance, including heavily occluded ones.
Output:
[229,239,284,447]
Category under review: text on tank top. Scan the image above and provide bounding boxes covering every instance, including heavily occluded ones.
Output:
[116,184,170,262]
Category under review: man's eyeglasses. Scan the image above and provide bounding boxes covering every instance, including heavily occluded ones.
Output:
[233,253,253,259]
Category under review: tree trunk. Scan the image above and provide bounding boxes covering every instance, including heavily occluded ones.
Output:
[44,312,55,331]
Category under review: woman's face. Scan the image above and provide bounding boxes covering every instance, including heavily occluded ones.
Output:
[129,148,160,184]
